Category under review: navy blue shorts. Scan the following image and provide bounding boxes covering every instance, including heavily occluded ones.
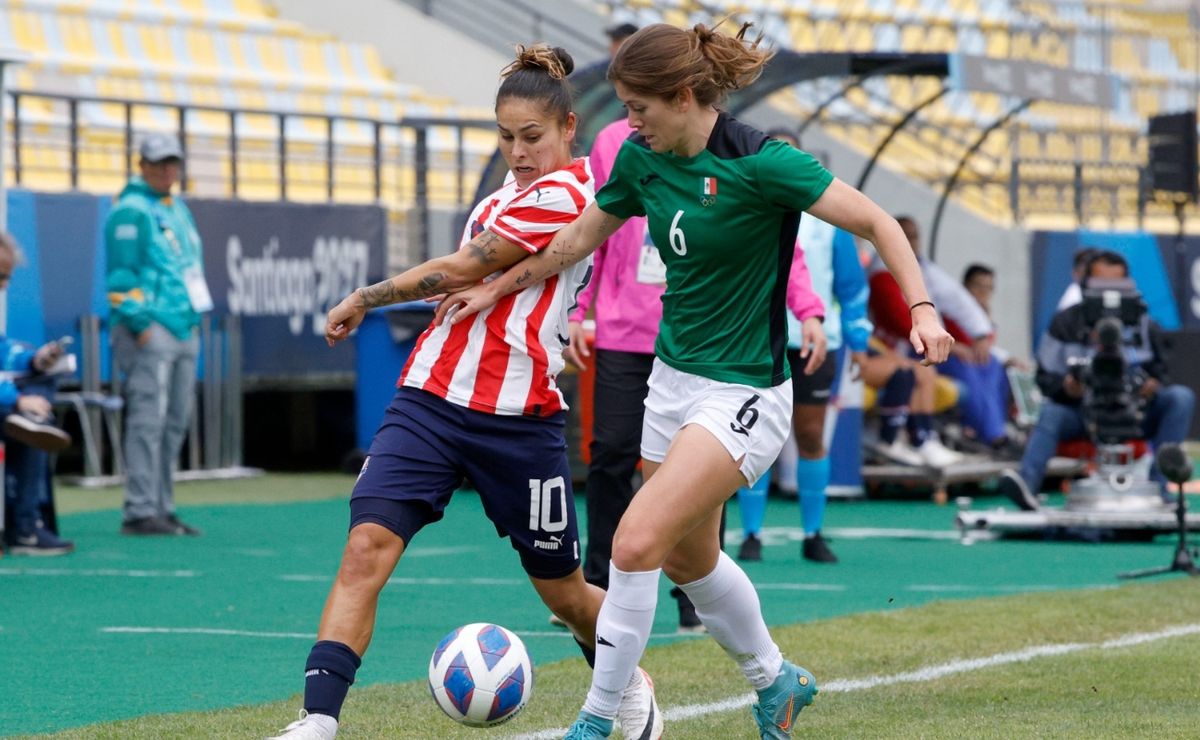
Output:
[350,387,580,580]
[787,346,841,405]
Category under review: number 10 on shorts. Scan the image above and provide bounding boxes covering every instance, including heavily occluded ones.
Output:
[528,476,568,533]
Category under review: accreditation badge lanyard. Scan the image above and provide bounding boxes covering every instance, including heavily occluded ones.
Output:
[159,205,213,313]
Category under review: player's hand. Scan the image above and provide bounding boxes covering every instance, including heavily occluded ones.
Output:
[909,304,953,365]
[325,291,366,347]
[563,321,590,371]
[1139,377,1161,399]
[33,342,64,372]
[799,317,827,376]
[16,394,52,420]
[434,282,502,327]
[971,335,995,365]
[849,350,869,381]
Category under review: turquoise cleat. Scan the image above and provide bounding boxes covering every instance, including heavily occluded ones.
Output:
[562,710,614,739]
[751,661,818,739]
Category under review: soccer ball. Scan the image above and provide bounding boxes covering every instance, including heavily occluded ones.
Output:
[427,622,534,727]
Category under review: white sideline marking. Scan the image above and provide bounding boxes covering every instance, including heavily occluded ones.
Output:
[0,567,198,578]
[824,526,962,541]
[102,627,314,639]
[759,526,960,543]
[512,623,1200,739]
[756,583,846,592]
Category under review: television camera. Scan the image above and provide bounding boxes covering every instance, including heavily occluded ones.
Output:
[1065,278,1162,510]
[954,277,1198,542]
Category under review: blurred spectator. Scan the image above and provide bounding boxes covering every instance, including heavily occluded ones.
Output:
[1,231,74,555]
[962,264,995,313]
[104,133,208,536]
[866,217,969,466]
[1056,247,1099,311]
[998,251,1195,510]
[942,263,1024,454]
[604,22,639,57]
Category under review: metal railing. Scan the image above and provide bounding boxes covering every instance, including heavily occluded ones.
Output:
[4,89,494,258]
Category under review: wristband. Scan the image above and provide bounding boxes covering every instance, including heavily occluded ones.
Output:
[909,300,936,313]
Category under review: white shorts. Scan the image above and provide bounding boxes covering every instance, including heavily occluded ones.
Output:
[640,359,793,486]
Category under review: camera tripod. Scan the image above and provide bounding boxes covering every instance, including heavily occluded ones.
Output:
[1118,444,1199,579]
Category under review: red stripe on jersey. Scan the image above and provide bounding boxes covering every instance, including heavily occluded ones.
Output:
[397,320,435,387]
[523,274,562,415]
[468,293,518,412]
[425,313,477,393]
[501,204,581,227]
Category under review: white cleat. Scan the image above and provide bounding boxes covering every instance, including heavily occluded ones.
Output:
[618,667,664,740]
[916,438,964,468]
[268,710,338,739]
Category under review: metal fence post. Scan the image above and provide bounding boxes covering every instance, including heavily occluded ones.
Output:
[203,315,222,470]
[414,124,430,260]
[223,314,244,468]
[79,315,104,478]
[68,98,79,190]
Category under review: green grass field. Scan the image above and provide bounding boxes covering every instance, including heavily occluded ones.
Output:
[5,474,1200,738]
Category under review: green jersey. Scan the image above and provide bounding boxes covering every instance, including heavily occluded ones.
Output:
[595,113,833,386]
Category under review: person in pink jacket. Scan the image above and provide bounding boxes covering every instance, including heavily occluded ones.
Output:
[564,118,826,632]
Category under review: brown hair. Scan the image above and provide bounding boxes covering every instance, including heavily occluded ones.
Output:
[607,21,773,106]
[497,44,575,123]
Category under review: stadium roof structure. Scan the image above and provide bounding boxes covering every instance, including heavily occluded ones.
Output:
[475,50,1122,256]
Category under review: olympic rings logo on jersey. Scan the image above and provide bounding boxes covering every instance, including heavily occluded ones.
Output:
[700,176,718,207]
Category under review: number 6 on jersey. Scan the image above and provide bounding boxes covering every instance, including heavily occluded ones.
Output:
[669,209,687,256]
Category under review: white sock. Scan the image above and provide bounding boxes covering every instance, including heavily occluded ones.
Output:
[582,564,660,719]
[678,551,783,691]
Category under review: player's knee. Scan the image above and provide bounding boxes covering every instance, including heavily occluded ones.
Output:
[339,526,400,586]
[610,527,665,572]
[795,425,825,458]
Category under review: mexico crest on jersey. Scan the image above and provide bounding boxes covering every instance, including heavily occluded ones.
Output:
[700,176,718,206]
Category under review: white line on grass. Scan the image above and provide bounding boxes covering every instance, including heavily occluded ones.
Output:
[512,623,1200,739]
[102,627,314,639]
[823,526,962,541]
[0,567,198,578]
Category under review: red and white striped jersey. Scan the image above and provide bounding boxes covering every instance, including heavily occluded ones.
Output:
[399,158,595,416]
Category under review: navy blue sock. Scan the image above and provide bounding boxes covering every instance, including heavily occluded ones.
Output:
[908,413,934,447]
[878,368,915,444]
[303,640,362,720]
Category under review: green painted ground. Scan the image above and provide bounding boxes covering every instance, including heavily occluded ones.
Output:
[0,476,1193,735]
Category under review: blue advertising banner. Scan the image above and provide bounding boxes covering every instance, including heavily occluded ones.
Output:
[4,189,386,383]
[187,199,386,381]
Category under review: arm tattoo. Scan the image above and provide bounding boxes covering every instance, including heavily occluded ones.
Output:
[358,272,446,307]
[467,232,502,265]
